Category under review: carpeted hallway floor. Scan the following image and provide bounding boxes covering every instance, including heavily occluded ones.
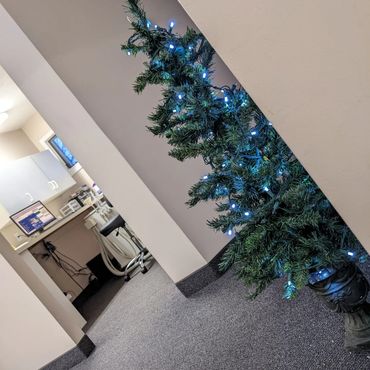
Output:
[73,262,370,370]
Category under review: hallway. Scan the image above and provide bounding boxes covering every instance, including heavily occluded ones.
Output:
[73,263,370,370]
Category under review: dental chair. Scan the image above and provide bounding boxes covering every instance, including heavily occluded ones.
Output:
[99,214,152,281]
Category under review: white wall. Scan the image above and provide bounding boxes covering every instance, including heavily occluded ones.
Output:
[0,254,75,370]
[179,0,370,255]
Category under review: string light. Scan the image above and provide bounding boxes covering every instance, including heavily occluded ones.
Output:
[227,229,233,236]
[224,96,229,103]
[263,186,269,192]
[230,203,236,210]
[251,130,257,136]
[244,211,250,217]
[202,72,207,79]
[178,94,183,100]
[154,24,158,29]
[347,251,354,256]
[127,51,131,56]
[203,175,208,180]
[169,44,175,50]
[359,255,368,263]
[169,20,175,28]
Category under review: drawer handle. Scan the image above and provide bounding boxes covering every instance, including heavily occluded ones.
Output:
[25,192,34,202]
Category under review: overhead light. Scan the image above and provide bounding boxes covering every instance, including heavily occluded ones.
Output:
[0,112,9,125]
[0,99,13,113]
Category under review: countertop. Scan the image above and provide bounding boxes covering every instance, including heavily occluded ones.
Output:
[12,203,96,254]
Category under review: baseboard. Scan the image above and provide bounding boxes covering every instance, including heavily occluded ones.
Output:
[41,335,95,370]
[176,243,229,297]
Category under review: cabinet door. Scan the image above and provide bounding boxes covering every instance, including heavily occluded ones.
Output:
[31,150,76,196]
[0,157,51,214]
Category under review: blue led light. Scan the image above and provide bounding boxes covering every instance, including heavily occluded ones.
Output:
[251,130,257,136]
[188,45,193,50]
[127,51,131,56]
[231,203,236,209]
[268,121,273,126]
[224,96,229,103]
[227,229,233,236]
[169,44,175,49]
[178,94,183,100]
[263,186,269,192]
[203,175,208,180]
[169,21,175,28]
[244,211,250,217]
[202,72,207,79]
[154,24,158,29]
[172,109,177,113]
[348,251,354,256]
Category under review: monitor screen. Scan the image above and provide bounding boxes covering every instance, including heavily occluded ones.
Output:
[11,201,56,236]
[48,135,78,168]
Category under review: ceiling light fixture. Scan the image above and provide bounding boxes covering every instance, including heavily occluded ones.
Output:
[0,99,13,113]
[0,112,9,125]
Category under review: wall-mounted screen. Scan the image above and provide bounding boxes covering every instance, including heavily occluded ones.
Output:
[48,135,78,168]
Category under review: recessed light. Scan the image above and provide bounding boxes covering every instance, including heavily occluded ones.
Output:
[0,112,9,125]
[0,99,13,113]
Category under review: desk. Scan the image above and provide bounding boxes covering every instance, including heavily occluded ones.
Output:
[11,203,96,254]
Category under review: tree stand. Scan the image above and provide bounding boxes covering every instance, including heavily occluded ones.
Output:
[308,263,370,352]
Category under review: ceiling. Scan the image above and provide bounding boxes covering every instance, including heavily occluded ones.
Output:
[0,65,37,133]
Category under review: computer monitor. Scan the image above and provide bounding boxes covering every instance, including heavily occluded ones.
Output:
[10,201,56,236]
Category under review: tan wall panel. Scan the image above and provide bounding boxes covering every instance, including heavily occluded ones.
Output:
[180,0,370,254]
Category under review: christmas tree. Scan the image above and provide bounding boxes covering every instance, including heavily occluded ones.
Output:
[122,0,366,299]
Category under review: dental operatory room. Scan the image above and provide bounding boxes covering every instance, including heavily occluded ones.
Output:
[0,65,154,329]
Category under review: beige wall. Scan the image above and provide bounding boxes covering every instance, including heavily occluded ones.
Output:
[0,254,75,370]
[0,129,38,164]
[0,0,231,262]
[179,0,370,255]
[0,235,86,344]
[22,111,53,151]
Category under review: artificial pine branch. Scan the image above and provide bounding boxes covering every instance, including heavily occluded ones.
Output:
[122,0,367,299]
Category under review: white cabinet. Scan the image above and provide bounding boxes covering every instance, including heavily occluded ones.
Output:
[0,150,76,216]
[0,157,49,214]
[31,151,76,196]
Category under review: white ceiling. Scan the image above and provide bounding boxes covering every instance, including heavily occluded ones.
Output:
[0,65,37,133]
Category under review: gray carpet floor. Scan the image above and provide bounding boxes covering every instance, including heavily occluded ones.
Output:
[73,262,370,370]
